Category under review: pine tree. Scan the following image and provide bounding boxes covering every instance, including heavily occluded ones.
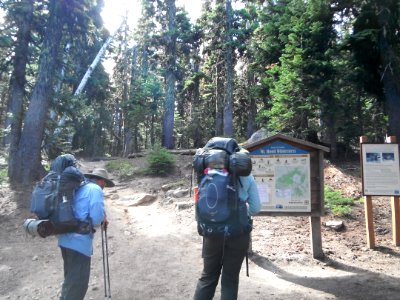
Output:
[350,0,400,141]
[2,0,34,151]
[8,0,110,184]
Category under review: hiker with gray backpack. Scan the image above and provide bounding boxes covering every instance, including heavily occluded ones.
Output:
[58,166,114,300]
[25,154,114,299]
[192,137,261,300]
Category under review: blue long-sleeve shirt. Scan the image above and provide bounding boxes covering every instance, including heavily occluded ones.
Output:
[238,174,261,216]
[58,181,105,257]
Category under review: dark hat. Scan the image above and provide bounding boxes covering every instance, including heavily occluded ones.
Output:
[84,168,115,187]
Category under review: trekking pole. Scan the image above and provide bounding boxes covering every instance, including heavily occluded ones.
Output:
[190,168,194,197]
[104,226,112,299]
[246,253,249,277]
[101,226,108,298]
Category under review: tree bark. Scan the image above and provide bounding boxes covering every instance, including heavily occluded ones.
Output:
[192,61,202,148]
[215,59,224,136]
[3,0,33,150]
[162,0,177,149]
[246,69,257,139]
[124,47,138,157]
[74,36,114,96]
[223,0,234,137]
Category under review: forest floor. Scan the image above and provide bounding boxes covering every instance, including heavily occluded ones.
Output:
[1,154,400,300]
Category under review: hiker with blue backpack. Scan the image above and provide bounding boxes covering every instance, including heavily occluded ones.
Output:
[58,166,114,300]
[193,137,261,300]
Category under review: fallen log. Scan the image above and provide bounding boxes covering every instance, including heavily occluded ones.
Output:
[127,153,145,158]
[168,149,197,155]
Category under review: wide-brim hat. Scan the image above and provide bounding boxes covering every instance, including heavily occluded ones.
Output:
[84,168,115,187]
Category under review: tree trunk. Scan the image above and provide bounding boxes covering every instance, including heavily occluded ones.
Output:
[54,34,116,133]
[74,36,114,96]
[151,100,156,147]
[162,0,177,149]
[112,100,124,155]
[215,59,224,136]
[3,0,33,150]
[124,47,138,157]
[192,61,202,148]
[326,114,337,160]
[8,0,65,185]
[141,44,149,79]
[0,77,8,126]
[223,0,234,137]
[133,123,139,152]
[246,70,257,139]
[124,127,133,157]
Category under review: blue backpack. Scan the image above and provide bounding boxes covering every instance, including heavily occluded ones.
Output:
[193,137,252,237]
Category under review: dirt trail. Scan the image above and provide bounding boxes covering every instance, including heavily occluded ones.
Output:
[1,157,400,299]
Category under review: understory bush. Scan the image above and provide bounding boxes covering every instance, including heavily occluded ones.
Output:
[324,186,355,216]
[146,145,175,176]
[0,167,7,186]
[105,159,138,178]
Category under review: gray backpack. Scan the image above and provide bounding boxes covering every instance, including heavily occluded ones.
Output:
[29,154,90,236]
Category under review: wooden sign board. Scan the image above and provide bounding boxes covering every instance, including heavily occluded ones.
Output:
[244,134,329,217]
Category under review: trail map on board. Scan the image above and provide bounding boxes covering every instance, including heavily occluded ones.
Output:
[250,141,311,212]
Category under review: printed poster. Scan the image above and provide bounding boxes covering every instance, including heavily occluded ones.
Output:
[250,141,311,212]
[361,143,400,196]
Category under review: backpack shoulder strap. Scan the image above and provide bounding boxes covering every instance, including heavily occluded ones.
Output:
[237,177,243,188]
[81,178,90,186]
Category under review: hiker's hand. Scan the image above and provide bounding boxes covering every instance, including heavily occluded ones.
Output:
[102,216,109,230]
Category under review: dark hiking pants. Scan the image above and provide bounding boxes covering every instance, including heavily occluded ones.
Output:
[193,232,250,300]
[60,247,91,300]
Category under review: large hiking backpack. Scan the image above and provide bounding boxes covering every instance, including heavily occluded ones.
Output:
[28,154,90,237]
[193,137,253,237]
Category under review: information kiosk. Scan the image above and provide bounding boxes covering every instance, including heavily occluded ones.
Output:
[245,134,329,258]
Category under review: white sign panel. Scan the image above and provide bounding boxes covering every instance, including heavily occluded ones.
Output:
[361,143,400,196]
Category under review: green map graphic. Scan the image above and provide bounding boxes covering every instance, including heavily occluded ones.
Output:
[275,166,308,198]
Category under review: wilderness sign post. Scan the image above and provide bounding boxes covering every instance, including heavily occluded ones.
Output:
[360,136,400,248]
[244,134,329,259]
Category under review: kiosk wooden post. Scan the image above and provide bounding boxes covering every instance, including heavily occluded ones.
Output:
[364,196,375,248]
[360,136,375,248]
[310,148,325,258]
[310,216,323,258]
[387,136,400,246]
[391,194,400,246]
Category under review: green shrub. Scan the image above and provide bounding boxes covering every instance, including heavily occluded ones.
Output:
[146,145,175,176]
[324,186,354,217]
[0,167,7,186]
[105,159,138,178]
